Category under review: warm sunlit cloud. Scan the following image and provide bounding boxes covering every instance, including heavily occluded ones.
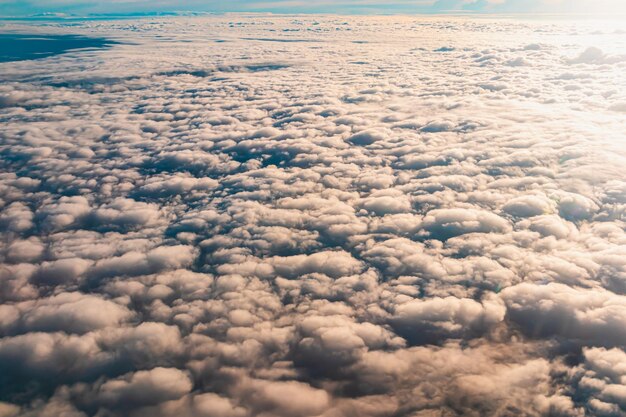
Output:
[0,2,625,417]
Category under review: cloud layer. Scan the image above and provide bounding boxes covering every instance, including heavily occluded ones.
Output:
[3,0,626,16]
[0,13,626,417]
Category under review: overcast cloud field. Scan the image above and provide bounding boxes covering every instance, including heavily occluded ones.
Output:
[1,14,626,417]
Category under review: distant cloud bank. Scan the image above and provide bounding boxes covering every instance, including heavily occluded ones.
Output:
[2,0,626,17]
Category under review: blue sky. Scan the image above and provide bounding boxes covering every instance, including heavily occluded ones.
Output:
[0,0,625,17]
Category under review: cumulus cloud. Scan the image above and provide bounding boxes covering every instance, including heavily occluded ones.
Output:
[421,208,511,240]
[0,292,133,335]
[95,367,193,409]
[0,12,625,417]
[502,283,626,347]
[391,294,505,344]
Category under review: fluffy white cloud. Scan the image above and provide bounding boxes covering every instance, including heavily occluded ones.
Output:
[0,292,133,335]
[0,13,624,417]
[96,367,193,408]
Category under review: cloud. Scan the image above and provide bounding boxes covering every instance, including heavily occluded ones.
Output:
[95,367,193,409]
[502,283,626,347]
[421,208,511,240]
[0,11,625,417]
[391,294,505,344]
[0,292,133,335]
[3,0,626,15]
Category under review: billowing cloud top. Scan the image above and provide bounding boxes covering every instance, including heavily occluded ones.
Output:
[0,12,626,417]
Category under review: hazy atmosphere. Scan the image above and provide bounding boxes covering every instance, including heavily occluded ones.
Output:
[3,0,626,15]
[1,2,626,417]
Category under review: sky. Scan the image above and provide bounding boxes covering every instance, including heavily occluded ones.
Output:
[2,0,626,16]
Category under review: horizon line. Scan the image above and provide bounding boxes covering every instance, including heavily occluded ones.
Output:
[2,10,626,19]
